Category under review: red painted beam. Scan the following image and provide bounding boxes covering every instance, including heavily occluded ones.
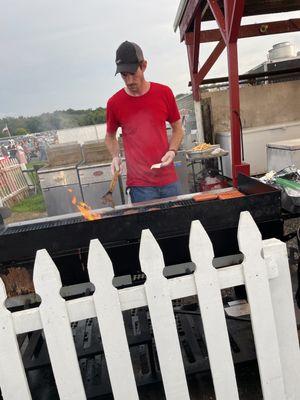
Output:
[207,0,227,42]
[228,0,245,42]
[225,0,234,34]
[192,12,201,73]
[186,39,200,102]
[179,0,200,42]
[223,0,250,184]
[194,40,225,86]
[184,18,300,44]
[227,41,244,184]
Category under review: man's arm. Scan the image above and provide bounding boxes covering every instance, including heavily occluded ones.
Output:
[105,132,119,158]
[161,119,184,167]
[105,132,122,174]
[169,119,184,152]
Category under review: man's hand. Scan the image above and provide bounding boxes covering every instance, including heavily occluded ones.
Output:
[160,150,176,167]
[111,156,123,175]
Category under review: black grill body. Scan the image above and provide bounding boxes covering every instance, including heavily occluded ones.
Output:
[0,175,283,286]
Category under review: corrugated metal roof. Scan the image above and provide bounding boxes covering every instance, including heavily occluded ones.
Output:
[174,0,300,32]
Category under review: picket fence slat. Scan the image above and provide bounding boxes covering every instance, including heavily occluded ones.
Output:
[189,220,239,400]
[263,238,300,400]
[0,158,29,206]
[0,211,299,400]
[0,280,32,400]
[87,239,139,400]
[13,307,43,334]
[33,250,86,400]
[3,160,18,194]
[140,229,190,400]
[238,212,285,400]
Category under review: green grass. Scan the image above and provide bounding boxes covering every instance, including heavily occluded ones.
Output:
[11,193,46,213]
[26,160,47,170]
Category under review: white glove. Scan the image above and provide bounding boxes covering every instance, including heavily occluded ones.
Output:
[111,156,122,175]
[160,150,176,167]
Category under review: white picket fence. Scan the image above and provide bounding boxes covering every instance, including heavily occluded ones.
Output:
[0,211,299,400]
[0,158,29,207]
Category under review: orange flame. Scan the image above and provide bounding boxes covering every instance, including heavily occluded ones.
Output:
[68,189,101,221]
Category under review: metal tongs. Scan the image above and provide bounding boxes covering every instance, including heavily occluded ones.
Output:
[102,170,120,208]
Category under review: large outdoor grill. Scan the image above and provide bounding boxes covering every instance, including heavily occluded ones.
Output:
[0,175,282,290]
[0,174,287,397]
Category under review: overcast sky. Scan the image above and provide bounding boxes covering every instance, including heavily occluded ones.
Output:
[0,1,299,118]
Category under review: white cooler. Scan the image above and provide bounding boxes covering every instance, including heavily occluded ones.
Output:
[267,138,300,171]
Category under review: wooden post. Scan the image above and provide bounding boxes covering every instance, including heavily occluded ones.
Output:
[193,100,205,143]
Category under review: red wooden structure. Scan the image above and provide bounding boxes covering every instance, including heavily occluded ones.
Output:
[174,0,300,185]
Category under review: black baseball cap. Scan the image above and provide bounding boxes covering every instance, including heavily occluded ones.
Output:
[115,41,144,75]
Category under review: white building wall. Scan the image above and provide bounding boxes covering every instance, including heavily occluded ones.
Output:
[57,124,107,144]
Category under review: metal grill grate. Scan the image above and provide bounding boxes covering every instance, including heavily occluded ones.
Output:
[3,217,84,236]
[95,199,197,218]
[1,199,197,236]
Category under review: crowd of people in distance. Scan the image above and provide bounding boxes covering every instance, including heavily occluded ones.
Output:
[0,132,58,165]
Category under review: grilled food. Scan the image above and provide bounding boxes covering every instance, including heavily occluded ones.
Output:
[218,190,245,200]
[193,193,218,202]
[191,143,212,151]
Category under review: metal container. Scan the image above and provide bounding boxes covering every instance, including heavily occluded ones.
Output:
[38,164,82,216]
[267,138,300,171]
[78,162,126,209]
[268,42,295,61]
[81,140,111,164]
[216,122,300,177]
[46,143,82,167]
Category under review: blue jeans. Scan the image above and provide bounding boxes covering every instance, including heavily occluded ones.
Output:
[129,181,181,203]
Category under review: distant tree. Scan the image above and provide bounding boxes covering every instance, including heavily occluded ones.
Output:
[26,117,40,133]
[15,127,31,136]
[0,106,107,135]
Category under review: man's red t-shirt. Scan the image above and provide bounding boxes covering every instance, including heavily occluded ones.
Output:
[106,82,180,187]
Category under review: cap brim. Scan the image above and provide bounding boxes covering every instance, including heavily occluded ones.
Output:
[115,63,139,76]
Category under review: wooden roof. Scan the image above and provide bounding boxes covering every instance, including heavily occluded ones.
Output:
[174,0,300,32]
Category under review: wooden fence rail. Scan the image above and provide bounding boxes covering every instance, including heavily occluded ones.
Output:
[0,211,299,399]
[0,158,29,207]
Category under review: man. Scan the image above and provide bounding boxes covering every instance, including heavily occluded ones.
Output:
[7,140,17,159]
[105,41,184,203]
[0,144,9,158]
